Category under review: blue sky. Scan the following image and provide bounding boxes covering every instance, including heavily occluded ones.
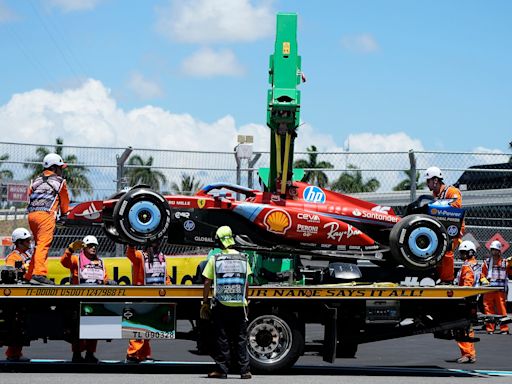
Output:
[0,0,511,154]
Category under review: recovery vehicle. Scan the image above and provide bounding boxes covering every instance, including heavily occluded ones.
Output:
[0,13,502,373]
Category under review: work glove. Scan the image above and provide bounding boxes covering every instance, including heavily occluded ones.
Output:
[68,240,85,252]
[200,302,211,320]
[480,277,490,286]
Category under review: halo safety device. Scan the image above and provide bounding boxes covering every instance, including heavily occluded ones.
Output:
[43,153,67,169]
[490,240,502,251]
[215,225,235,248]
[12,228,32,243]
[83,235,99,246]
[424,166,443,180]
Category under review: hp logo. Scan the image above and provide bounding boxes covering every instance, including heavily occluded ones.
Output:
[183,220,196,231]
[303,186,326,203]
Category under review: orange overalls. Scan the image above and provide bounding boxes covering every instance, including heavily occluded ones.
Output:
[4,249,31,359]
[61,249,109,354]
[126,246,170,361]
[434,184,464,282]
[26,170,69,279]
[482,257,511,333]
[455,259,479,359]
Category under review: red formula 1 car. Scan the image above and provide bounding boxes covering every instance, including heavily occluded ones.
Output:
[66,181,464,271]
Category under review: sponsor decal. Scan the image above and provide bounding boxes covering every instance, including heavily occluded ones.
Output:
[361,210,400,223]
[270,195,281,202]
[364,244,380,251]
[446,225,459,237]
[303,186,326,203]
[172,200,191,206]
[336,245,347,250]
[197,199,206,209]
[324,222,362,242]
[73,202,102,220]
[352,209,362,217]
[296,224,319,237]
[371,205,391,214]
[194,236,213,243]
[429,207,463,218]
[174,211,190,219]
[183,220,195,231]
[297,213,321,223]
[263,209,292,234]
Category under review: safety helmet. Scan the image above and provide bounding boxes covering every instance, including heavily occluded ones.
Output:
[424,166,443,180]
[43,153,67,169]
[459,240,476,254]
[82,235,99,246]
[215,226,235,248]
[11,227,32,243]
[490,240,502,251]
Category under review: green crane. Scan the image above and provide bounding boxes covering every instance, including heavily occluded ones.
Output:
[267,12,304,196]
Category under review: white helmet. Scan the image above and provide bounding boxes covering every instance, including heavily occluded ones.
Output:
[459,240,476,254]
[424,166,443,180]
[83,235,99,246]
[490,240,502,251]
[43,153,67,169]
[12,227,32,243]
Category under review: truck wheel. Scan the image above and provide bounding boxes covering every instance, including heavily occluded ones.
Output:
[389,214,448,270]
[113,186,171,245]
[247,313,304,373]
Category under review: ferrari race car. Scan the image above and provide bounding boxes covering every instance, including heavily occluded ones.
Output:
[66,181,464,271]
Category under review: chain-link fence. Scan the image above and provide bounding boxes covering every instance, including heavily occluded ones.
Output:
[0,141,511,258]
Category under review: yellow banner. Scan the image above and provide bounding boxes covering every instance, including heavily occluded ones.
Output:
[0,255,206,286]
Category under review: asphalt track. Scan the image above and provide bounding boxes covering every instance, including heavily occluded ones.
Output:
[1,323,511,381]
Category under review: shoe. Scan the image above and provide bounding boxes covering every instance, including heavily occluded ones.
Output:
[240,372,252,379]
[84,353,98,363]
[72,353,85,363]
[456,356,476,364]
[498,330,509,335]
[125,355,141,364]
[30,275,54,285]
[6,356,29,362]
[207,371,227,379]
[487,331,494,335]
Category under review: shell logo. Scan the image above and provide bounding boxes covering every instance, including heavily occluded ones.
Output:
[263,209,292,234]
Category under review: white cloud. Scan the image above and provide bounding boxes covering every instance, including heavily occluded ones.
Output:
[127,72,164,99]
[181,48,245,77]
[341,33,379,53]
[0,1,16,23]
[155,0,274,43]
[345,132,424,152]
[45,0,103,12]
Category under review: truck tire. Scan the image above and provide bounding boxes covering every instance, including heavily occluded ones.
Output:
[389,214,448,270]
[112,186,171,245]
[247,313,304,373]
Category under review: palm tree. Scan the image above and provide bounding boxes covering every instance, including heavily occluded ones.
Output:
[125,155,167,191]
[330,164,380,193]
[170,173,203,195]
[0,153,13,181]
[393,169,426,191]
[24,137,93,198]
[293,145,334,187]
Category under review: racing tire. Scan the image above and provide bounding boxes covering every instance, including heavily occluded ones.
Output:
[247,312,304,373]
[101,191,131,245]
[112,186,171,245]
[389,214,448,270]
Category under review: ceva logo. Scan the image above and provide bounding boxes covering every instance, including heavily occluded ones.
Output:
[303,186,326,203]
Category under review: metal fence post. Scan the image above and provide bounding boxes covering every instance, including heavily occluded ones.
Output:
[408,149,417,203]
[248,153,262,189]
[116,146,133,192]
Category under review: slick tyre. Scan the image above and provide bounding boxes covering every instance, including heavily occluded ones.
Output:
[389,214,448,270]
[102,191,131,245]
[247,312,304,373]
[113,186,170,245]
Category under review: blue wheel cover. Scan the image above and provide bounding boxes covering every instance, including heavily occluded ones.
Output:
[127,201,162,233]
[407,227,438,258]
